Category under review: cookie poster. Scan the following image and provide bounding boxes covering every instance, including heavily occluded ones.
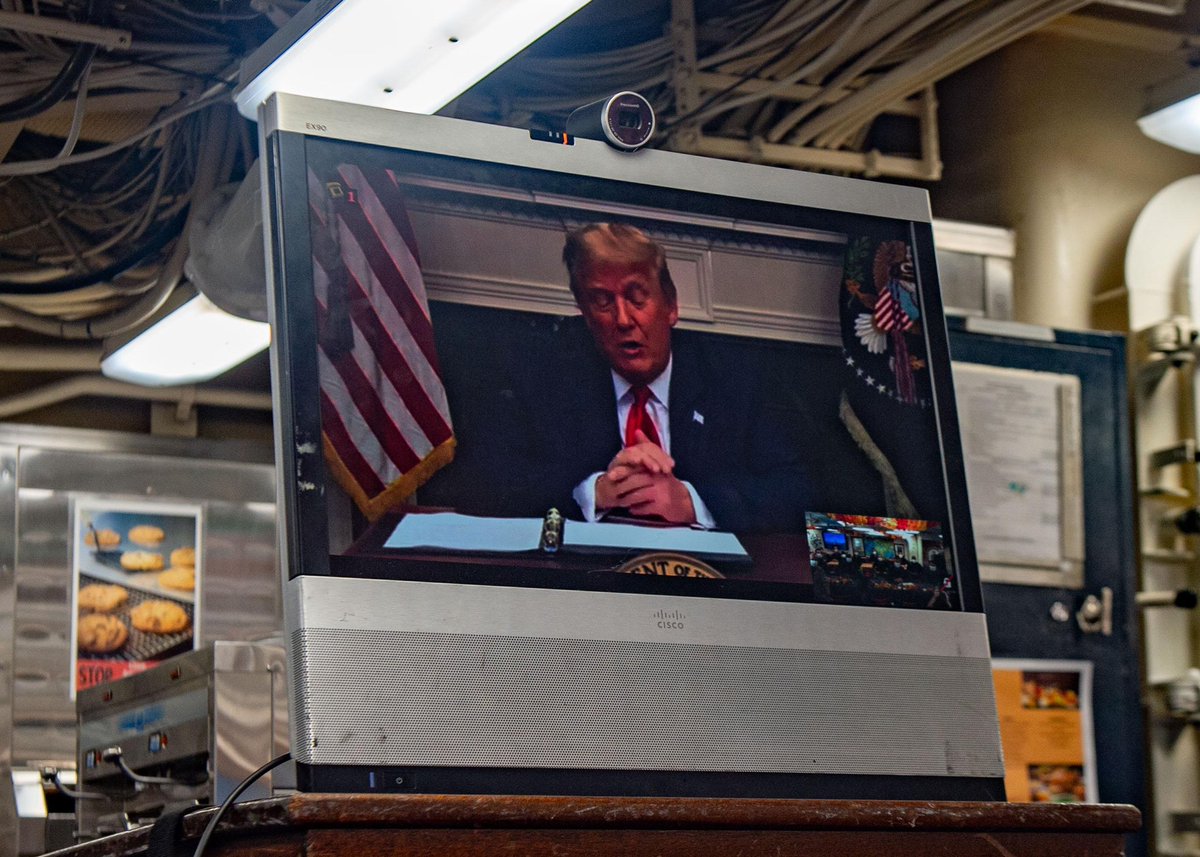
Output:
[70,497,202,696]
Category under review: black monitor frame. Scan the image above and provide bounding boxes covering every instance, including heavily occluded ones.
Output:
[262,96,982,614]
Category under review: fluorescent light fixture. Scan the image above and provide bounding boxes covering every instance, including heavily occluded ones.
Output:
[1139,67,1200,154]
[101,294,271,386]
[234,0,593,119]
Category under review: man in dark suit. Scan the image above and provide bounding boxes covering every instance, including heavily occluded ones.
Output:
[448,222,808,533]
[566,222,702,526]
[424,223,810,533]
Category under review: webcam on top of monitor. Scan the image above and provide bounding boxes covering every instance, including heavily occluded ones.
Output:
[566,91,656,152]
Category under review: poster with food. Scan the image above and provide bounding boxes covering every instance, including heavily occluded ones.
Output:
[70,497,202,696]
[992,659,1096,803]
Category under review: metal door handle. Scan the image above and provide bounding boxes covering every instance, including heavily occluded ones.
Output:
[1077,587,1113,636]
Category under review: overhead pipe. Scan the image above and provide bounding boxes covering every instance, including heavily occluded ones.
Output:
[0,345,103,372]
[0,375,271,419]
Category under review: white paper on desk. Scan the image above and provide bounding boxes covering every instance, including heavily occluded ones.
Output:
[384,512,748,558]
[384,512,543,552]
[564,520,747,557]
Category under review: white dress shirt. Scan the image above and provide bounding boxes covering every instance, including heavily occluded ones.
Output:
[572,356,717,528]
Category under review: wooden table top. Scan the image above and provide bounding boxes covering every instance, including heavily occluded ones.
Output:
[47,794,1142,857]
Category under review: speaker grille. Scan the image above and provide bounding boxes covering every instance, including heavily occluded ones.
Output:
[291,628,1002,777]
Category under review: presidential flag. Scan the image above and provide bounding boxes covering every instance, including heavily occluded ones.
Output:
[308,163,455,521]
[841,235,928,408]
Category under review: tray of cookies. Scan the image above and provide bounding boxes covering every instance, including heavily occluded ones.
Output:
[79,520,196,604]
[76,574,194,662]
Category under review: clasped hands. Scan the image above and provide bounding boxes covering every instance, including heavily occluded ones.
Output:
[594,430,697,524]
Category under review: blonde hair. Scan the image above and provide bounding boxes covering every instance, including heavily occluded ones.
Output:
[562,223,676,305]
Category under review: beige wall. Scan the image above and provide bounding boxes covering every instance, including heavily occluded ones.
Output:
[928,23,1200,332]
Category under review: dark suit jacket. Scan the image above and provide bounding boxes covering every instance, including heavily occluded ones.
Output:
[424,319,811,533]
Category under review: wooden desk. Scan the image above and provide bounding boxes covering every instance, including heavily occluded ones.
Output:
[46,794,1140,857]
[344,509,813,586]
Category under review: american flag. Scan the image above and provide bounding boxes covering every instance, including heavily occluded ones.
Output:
[872,283,915,334]
[308,164,455,521]
[873,281,917,405]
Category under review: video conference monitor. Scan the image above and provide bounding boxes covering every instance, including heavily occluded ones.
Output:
[260,94,1004,799]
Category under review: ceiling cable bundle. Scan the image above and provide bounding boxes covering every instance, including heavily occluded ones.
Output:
[0,0,293,335]
[450,0,1093,171]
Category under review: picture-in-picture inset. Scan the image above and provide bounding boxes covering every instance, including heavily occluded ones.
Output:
[805,511,954,610]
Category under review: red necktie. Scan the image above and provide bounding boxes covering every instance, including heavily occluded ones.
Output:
[625,385,661,447]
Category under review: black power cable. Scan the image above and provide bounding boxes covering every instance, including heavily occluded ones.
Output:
[191,752,291,857]
[0,43,98,123]
[0,210,186,296]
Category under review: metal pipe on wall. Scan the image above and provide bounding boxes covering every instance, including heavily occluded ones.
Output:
[0,376,271,420]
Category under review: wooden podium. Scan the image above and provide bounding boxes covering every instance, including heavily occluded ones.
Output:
[45,794,1140,857]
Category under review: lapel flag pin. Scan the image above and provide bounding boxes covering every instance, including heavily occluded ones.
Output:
[693,411,704,425]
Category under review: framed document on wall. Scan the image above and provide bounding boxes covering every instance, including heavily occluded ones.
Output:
[952,362,1084,588]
